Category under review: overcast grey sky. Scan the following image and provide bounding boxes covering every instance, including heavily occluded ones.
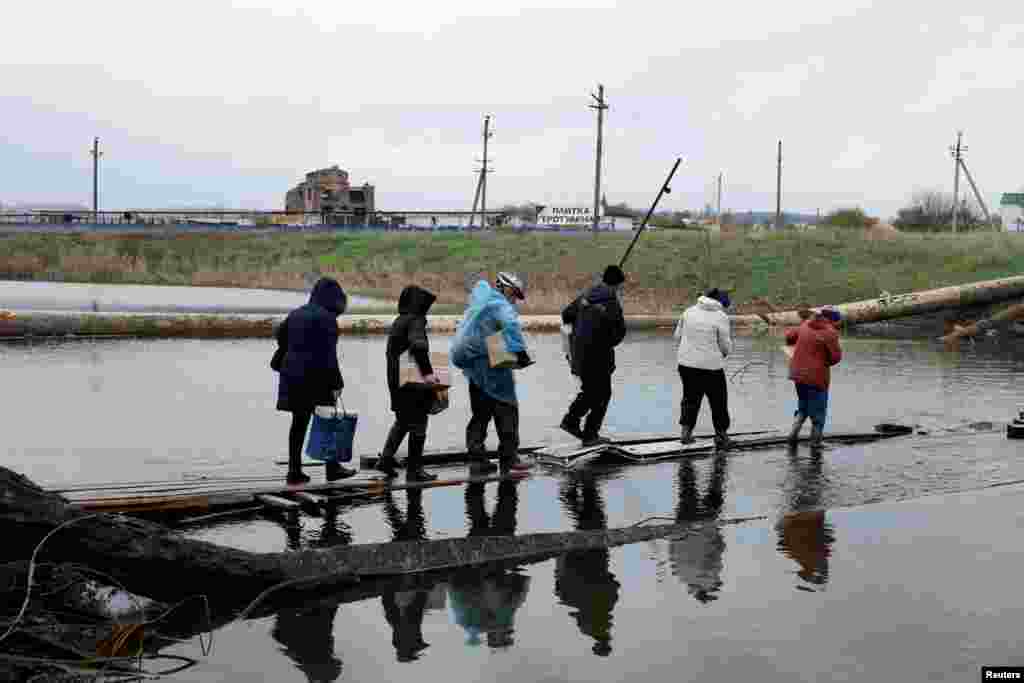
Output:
[1,1,1021,217]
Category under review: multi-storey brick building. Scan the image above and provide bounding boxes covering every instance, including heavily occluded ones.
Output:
[285,166,375,220]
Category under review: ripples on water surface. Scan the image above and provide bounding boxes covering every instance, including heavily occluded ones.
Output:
[2,331,1023,681]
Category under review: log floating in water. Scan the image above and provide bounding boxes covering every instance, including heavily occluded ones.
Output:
[1,464,759,608]
[731,275,1024,327]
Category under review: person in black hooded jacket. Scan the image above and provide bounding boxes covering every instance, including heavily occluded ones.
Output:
[274,277,353,485]
[559,265,627,446]
[375,285,439,482]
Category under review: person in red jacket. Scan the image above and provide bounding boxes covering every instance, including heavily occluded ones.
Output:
[784,306,843,447]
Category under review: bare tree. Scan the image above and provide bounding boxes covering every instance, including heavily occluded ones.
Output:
[894,190,983,232]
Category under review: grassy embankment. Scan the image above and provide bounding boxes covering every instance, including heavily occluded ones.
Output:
[2,229,1023,315]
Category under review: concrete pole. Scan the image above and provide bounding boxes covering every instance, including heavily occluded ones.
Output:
[952,131,962,233]
[590,84,608,233]
[481,115,491,229]
[716,172,723,222]
[775,140,782,229]
[91,137,102,221]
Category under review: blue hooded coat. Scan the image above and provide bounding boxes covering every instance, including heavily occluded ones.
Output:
[449,280,527,405]
[274,278,347,412]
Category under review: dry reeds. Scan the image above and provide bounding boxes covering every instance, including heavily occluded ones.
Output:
[3,228,1024,315]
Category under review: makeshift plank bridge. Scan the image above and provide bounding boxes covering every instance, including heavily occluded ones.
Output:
[53,425,912,519]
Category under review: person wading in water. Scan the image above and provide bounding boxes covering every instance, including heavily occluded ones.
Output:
[784,306,843,448]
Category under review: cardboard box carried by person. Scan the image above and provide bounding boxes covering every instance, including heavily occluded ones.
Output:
[486,331,519,369]
[399,351,451,388]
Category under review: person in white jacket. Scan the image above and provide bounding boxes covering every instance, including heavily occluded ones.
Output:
[674,288,734,448]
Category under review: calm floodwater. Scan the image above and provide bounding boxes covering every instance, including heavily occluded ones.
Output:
[2,331,1024,682]
[0,280,384,314]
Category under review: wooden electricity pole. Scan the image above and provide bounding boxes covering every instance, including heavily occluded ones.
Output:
[590,84,608,233]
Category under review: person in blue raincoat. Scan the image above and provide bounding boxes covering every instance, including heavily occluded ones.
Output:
[450,272,535,473]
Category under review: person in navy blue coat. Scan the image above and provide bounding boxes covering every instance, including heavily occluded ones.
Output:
[273,277,353,485]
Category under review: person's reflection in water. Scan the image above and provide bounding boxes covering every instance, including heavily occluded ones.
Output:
[554,471,620,657]
[776,446,835,589]
[380,489,436,662]
[670,455,727,604]
[277,503,354,552]
[448,479,531,649]
[271,505,350,682]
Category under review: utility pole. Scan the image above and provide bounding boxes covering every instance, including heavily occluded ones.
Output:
[90,137,103,221]
[775,140,783,230]
[467,115,493,229]
[716,172,723,221]
[468,174,483,229]
[950,131,964,233]
[590,84,608,233]
[481,115,492,229]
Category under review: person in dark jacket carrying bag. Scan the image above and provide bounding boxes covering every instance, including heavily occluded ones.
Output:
[560,265,627,447]
[273,277,354,485]
[375,285,440,482]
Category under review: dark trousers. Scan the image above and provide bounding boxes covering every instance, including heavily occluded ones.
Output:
[678,365,731,434]
[288,408,314,471]
[565,371,613,438]
[381,411,429,468]
[466,381,520,462]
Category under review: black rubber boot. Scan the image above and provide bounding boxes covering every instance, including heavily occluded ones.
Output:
[680,426,695,445]
[375,454,400,479]
[581,435,611,448]
[407,467,438,482]
[326,462,357,482]
[469,451,498,475]
[376,421,408,478]
[499,457,534,473]
[560,415,584,440]
[286,450,309,486]
[714,432,734,451]
[810,425,825,449]
[405,433,437,482]
[788,414,807,445]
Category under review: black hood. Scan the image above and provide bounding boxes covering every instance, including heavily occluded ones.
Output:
[309,278,348,316]
[585,283,617,305]
[397,285,436,315]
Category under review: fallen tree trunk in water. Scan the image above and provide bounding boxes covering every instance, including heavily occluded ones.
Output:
[731,275,1024,328]
[1,466,757,607]
[939,302,1024,345]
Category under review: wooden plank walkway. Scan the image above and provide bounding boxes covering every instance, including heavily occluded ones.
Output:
[56,426,912,518]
